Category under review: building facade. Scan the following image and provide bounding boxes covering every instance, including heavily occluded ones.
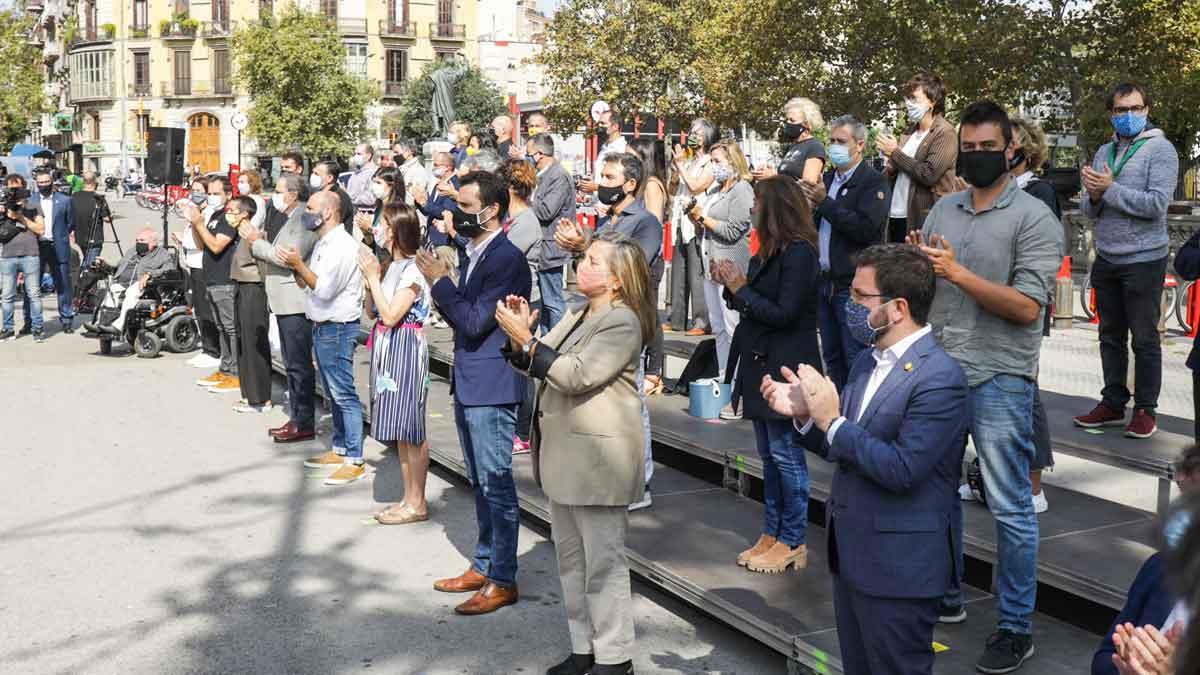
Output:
[475,0,547,106]
[49,0,477,178]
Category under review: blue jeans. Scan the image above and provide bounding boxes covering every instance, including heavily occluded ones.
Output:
[0,256,43,332]
[313,321,362,458]
[944,374,1037,634]
[753,418,809,547]
[538,266,565,333]
[817,280,867,393]
[454,402,520,587]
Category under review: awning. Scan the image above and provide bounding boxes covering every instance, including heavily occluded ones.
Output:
[9,143,55,159]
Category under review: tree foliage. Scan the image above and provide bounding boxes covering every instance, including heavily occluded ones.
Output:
[0,10,51,152]
[231,5,377,159]
[395,60,506,142]
[539,0,1200,160]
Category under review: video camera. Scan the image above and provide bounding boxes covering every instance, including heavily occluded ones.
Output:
[0,185,30,214]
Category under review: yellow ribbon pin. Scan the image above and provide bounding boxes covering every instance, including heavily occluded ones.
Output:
[904,362,913,372]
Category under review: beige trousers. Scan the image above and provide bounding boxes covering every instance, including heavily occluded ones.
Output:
[549,500,635,664]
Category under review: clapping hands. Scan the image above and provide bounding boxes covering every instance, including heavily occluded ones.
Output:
[495,295,539,349]
[759,364,840,430]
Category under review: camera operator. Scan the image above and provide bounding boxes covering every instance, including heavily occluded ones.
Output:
[0,174,46,341]
[72,171,112,270]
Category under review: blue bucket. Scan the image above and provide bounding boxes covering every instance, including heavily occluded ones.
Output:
[689,378,731,419]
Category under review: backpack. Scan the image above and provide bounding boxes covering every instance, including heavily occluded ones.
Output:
[668,338,718,394]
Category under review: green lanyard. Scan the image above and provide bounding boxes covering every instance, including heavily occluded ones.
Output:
[1108,138,1149,179]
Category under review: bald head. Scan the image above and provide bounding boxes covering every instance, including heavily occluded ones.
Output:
[307,190,340,230]
[135,228,160,248]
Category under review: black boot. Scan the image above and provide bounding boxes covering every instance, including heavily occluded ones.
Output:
[591,662,633,675]
[546,653,594,675]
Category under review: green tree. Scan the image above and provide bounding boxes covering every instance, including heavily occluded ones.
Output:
[230,5,377,159]
[0,10,51,152]
[395,60,506,142]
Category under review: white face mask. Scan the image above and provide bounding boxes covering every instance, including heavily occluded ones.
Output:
[309,173,323,190]
[370,182,388,200]
[237,180,250,194]
[446,131,458,144]
[433,167,447,179]
[207,194,224,209]
[905,98,929,123]
[271,193,289,211]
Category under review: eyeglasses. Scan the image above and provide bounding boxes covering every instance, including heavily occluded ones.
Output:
[1112,105,1147,115]
[849,288,887,303]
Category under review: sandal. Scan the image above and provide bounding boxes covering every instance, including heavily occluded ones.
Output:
[643,374,665,396]
[374,503,429,525]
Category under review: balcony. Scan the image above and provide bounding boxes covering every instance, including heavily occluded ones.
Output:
[159,20,199,40]
[67,29,113,50]
[379,19,417,39]
[337,17,367,34]
[202,20,233,38]
[128,81,153,97]
[70,79,114,103]
[161,79,234,99]
[383,81,406,99]
[26,0,44,13]
[128,24,151,39]
[429,23,466,41]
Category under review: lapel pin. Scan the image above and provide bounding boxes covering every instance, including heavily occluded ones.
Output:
[904,362,913,372]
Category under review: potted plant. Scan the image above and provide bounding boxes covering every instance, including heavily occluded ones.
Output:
[181,18,199,35]
[101,23,115,39]
[132,27,148,38]
[158,18,172,36]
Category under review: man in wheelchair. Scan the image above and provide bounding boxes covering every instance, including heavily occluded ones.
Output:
[81,228,174,335]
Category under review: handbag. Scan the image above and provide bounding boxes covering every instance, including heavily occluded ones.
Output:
[0,219,23,245]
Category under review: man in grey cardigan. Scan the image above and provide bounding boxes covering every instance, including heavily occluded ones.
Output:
[527,133,575,332]
[1073,82,1179,439]
[247,173,319,442]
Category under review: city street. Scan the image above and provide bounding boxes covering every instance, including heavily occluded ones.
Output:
[0,192,1193,673]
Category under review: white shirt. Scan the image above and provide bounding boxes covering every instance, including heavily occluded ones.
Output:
[819,160,862,270]
[1014,171,1034,190]
[597,135,627,163]
[39,193,54,241]
[305,226,363,323]
[797,325,932,443]
[889,130,929,218]
[400,157,431,208]
[463,227,502,285]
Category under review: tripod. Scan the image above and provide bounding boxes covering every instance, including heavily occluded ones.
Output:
[74,194,123,316]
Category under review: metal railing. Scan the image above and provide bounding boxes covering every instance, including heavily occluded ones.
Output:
[379,19,417,37]
[429,22,465,39]
[67,29,113,48]
[201,20,232,37]
[70,79,114,102]
[128,81,152,97]
[128,24,151,39]
[160,22,198,38]
[162,79,231,97]
[337,17,367,34]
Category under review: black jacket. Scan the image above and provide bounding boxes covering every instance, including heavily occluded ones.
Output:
[1175,229,1200,371]
[725,241,823,420]
[812,161,889,288]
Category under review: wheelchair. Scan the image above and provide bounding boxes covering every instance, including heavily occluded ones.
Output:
[84,253,199,358]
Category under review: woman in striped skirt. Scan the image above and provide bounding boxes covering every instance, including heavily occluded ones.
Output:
[358,203,432,524]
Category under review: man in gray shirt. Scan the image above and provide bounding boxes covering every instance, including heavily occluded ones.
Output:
[527,133,575,332]
[0,173,45,341]
[913,101,1062,675]
[1074,82,1179,439]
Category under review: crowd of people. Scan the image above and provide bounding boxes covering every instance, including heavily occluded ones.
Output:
[5,72,1200,675]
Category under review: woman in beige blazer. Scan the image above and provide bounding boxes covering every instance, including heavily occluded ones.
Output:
[496,231,655,675]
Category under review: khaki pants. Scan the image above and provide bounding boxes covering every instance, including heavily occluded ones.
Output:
[549,500,635,664]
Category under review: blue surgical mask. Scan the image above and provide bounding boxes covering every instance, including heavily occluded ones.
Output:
[1112,112,1147,138]
[845,298,892,346]
[828,143,852,168]
[1164,507,1193,550]
[711,164,734,183]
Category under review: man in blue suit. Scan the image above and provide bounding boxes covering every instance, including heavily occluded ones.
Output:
[27,170,76,333]
[418,170,531,616]
[762,244,969,675]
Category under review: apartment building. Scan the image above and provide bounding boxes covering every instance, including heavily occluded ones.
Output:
[54,0,477,177]
[476,0,547,106]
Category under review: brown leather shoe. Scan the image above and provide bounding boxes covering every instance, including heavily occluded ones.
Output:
[454,582,519,615]
[274,423,316,444]
[747,542,808,574]
[268,421,292,437]
[737,534,777,567]
[434,567,487,593]
[685,327,709,336]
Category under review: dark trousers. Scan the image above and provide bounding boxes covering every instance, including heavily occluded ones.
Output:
[667,234,708,331]
[833,574,938,675]
[26,240,73,326]
[187,265,220,358]
[887,217,910,244]
[646,259,665,376]
[1092,255,1167,413]
[277,313,316,431]
[235,282,271,405]
[1193,369,1200,441]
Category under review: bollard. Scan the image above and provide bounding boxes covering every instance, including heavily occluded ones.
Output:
[1053,256,1074,330]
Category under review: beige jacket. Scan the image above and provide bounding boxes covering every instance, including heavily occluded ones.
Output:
[529,302,645,506]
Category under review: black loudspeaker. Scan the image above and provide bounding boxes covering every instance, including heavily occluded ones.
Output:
[146,126,186,185]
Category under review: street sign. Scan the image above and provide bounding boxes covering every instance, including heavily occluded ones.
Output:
[230,111,249,132]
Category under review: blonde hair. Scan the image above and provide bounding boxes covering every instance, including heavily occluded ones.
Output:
[593,231,655,346]
[1011,117,1049,172]
[784,97,824,130]
[711,139,752,182]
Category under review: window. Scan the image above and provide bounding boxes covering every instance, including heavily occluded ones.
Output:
[259,0,273,20]
[344,42,367,79]
[387,0,408,26]
[213,50,231,93]
[174,50,191,95]
[437,0,453,26]
[321,0,337,19]
[435,50,457,63]
[174,0,189,15]
[69,50,113,100]
[133,0,149,30]
[132,51,150,95]
[385,49,407,94]
[83,0,97,40]
[212,0,228,27]
[89,111,101,141]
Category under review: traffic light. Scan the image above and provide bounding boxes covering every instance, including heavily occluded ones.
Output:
[388,132,397,145]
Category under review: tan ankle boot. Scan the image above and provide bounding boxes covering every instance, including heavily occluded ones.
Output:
[747,542,807,573]
[737,534,777,567]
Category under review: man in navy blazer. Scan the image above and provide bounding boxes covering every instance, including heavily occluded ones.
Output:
[27,170,76,332]
[418,170,531,616]
[762,244,969,675]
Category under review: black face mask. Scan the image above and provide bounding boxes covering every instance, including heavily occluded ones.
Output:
[136,242,150,256]
[452,205,493,238]
[783,122,806,140]
[957,150,1009,188]
[38,185,53,197]
[596,184,625,206]
[1009,149,1027,171]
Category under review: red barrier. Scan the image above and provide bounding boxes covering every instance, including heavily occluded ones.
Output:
[1189,281,1200,338]
[663,221,673,263]
[1056,256,1071,280]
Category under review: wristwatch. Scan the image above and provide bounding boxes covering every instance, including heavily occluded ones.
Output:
[521,336,538,356]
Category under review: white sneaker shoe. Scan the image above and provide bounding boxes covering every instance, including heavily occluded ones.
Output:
[1032,490,1049,514]
[628,488,652,512]
[959,484,976,501]
[189,353,220,368]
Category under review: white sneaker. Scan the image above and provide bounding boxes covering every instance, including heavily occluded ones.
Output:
[189,353,220,368]
[959,484,976,501]
[233,401,273,414]
[628,488,652,512]
[1032,490,1049,514]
